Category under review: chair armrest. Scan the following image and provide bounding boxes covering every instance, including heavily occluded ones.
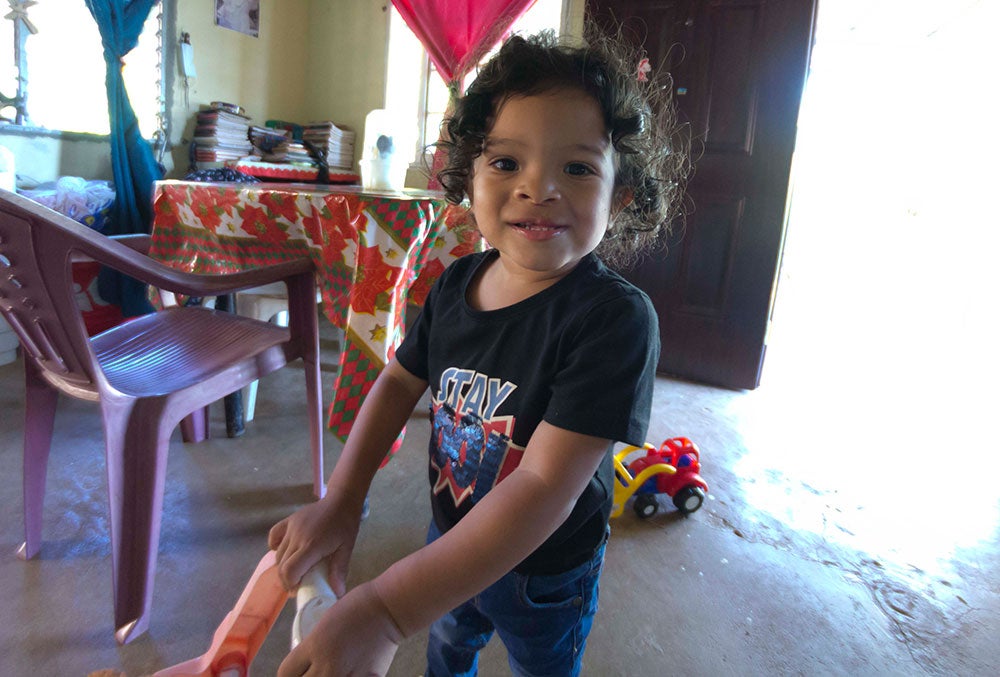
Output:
[73,231,317,298]
[127,254,317,298]
[70,235,151,263]
[2,188,315,301]
[110,234,152,255]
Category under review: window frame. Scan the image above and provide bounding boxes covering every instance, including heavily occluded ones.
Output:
[0,1,173,148]
[385,1,566,168]
[415,53,435,163]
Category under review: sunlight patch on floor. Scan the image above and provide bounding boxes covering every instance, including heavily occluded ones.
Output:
[727,0,1000,577]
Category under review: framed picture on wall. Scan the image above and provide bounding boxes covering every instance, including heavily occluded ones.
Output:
[215,0,260,38]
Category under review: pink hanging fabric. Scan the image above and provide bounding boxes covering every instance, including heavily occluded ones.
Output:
[391,0,536,190]
[390,0,537,84]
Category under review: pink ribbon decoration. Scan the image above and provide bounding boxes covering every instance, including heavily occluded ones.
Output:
[637,57,651,82]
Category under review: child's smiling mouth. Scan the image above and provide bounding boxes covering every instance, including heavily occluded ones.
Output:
[510,219,568,241]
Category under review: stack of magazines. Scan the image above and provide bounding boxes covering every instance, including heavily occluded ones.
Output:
[248,125,291,160]
[191,104,252,168]
[247,125,314,166]
[303,121,356,173]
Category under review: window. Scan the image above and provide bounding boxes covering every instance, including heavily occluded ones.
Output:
[0,2,163,138]
[386,0,564,162]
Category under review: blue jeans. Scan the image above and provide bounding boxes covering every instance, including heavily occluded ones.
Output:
[425,521,607,677]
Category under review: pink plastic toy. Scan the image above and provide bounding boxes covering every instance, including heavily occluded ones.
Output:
[154,552,336,677]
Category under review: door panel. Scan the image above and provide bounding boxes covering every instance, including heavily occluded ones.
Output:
[701,5,759,152]
[680,194,742,315]
[587,0,816,389]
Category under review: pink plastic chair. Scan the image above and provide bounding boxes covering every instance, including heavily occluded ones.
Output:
[0,189,325,645]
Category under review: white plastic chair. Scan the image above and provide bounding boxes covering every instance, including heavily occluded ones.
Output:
[236,282,332,421]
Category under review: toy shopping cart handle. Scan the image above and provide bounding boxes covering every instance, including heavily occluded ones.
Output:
[291,563,338,649]
[153,552,336,677]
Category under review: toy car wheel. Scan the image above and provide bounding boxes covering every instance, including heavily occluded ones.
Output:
[673,486,705,514]
[634,494,659,519]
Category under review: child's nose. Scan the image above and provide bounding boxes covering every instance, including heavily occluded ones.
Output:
[516,168,561,203]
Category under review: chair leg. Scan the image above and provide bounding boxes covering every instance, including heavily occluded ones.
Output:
[305,356,324,499]
[18,360,58,561]
[180,406,210,443]
[242,309,288,423]
[102,397,172,645]
[242,380,260,423]
[298,314,324,499]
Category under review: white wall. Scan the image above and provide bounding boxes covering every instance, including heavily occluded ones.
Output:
[167,0,312,176]
[0,133,113,185]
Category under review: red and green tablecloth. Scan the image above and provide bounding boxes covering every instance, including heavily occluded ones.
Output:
[149,180,480,458]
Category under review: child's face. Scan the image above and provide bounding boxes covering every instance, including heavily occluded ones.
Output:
[469,89,618,279]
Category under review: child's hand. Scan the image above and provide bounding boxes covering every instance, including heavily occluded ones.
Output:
[268,491,364,595]
[277,580,402,677]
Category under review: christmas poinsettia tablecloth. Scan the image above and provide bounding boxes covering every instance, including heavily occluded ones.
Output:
[149,180,480,456]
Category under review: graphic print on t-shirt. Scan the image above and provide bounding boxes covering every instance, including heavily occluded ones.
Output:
[430,367,524,507]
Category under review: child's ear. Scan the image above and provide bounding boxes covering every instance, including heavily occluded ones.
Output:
[612,188,634,217]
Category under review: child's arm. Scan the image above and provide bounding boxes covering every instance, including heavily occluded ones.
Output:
[277,420,610,676]
[374,420,611,634]
[268,357,428,596]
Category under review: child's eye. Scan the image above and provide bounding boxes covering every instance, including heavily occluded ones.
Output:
[565,162,595,176]
[489,157,518,172]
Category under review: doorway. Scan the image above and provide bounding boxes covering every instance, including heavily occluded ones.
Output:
[754,0,1000,571]
[587,0,817,389]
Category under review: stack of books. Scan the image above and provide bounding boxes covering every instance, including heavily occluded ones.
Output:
[192,105,253,168]
[303,121,356,172]
[266,119,305,141]
[283,141,316,166]
[248,125,292,160]
[247,125,314,166]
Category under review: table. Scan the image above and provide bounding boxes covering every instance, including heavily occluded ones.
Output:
[148,180,480,455]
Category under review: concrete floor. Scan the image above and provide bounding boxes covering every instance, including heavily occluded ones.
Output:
[0,320,998,677]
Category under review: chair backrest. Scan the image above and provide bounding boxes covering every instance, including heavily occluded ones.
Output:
[0,188,110,398]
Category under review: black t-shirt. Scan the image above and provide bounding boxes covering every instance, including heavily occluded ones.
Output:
[396,250,659,574]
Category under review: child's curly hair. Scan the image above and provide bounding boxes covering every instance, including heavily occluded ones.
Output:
[434,27,689,268]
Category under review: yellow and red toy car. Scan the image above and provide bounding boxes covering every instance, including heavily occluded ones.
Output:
[612,437,708,519]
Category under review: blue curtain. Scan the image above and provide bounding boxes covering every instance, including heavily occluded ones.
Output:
[86,0,161,315]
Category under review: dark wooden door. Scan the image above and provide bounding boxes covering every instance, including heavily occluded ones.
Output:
[588,0,816,389]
